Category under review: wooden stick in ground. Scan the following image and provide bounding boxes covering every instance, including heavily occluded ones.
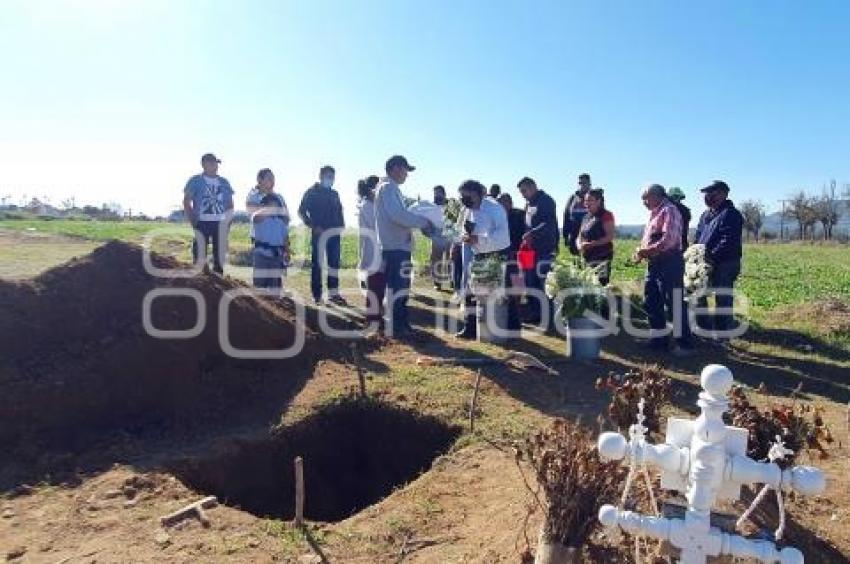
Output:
[351,342,366,398]
[294,456,305,527]
[469,369,483,433]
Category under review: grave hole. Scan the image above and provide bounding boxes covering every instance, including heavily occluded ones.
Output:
[168,399,460,522]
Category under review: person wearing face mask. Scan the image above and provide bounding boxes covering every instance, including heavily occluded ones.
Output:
[694,180,743,337]
[374,155,434,339]
[455,180,511,339]
[430,185,451,291]
[298,165,346,306]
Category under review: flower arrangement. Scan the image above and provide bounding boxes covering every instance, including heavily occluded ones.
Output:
[544,259,606,320]
[683,243,712,295]
[728,386,834,465]
[515,418,625,556]
[596,364,672,436]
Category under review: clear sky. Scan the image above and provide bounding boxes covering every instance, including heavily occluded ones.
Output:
[1,0,848,224]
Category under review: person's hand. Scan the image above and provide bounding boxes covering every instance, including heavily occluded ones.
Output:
[463,233,479,245]
[578,241,591,252]
[521,231,533,242]
[422,219,437,237]
[312,226,324,235]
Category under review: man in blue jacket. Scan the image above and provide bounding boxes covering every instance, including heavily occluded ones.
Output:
[518,176,559,326]
[298,165,346,306]
[694,180,743,336]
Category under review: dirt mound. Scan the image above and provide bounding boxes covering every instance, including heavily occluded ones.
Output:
[770,296,850,337]
[0,241,317,456]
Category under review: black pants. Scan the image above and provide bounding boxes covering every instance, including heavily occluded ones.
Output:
[310,233,341,301]
[193,220,226,274]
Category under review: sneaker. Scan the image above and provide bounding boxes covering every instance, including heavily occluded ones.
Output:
[328,295,349,307]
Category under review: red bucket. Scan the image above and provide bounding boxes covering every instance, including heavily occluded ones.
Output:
[517,241,536,271]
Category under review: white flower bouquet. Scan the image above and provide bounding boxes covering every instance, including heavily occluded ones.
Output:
[545,259,606,320]
[683,243,713,295]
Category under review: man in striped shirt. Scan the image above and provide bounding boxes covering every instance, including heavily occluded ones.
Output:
[633,184,693,355]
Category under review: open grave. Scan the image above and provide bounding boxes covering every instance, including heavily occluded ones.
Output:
[169,399,461,522]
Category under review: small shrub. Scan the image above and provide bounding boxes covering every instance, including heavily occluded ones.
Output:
[596,364,671,436]
[515,418,624,548]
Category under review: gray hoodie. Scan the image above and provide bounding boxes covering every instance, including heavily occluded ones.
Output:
[374,178,428,252]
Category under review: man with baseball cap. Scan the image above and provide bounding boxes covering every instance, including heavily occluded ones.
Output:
[667,187,691,251]
[694,180,743,337]
[183,153,234,274]
[374,155,434,338]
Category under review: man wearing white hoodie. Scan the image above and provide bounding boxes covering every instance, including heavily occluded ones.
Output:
[374,155,433,338]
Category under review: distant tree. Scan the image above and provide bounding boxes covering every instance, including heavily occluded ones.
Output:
[813,191,841,240]
[784,190,818,240]
[60,197,76,210]
[740,200,765,241]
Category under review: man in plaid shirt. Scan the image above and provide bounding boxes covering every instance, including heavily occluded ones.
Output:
[633,184,693,355]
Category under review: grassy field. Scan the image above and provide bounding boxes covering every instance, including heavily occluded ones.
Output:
[2,218,849,342]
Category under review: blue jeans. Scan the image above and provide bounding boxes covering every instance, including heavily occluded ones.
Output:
[383,249,413,333]
[310,233,340,301]
[698,258,741,333]
[644,253,691,345]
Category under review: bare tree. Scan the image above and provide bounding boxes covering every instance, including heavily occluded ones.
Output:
[812,191,841,240]
[740,200,765,242]
[784,190,818,240]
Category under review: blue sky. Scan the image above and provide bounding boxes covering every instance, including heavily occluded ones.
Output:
[1,0,848,224]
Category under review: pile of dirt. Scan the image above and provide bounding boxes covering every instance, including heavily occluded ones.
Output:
[769,296,850,338]
[0,241,318,456]
[169,399,461,522]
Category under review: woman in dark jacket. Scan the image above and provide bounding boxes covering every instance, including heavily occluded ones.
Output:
[577,188,616,285]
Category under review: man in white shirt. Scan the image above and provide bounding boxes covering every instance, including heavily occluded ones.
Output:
[456,180,511,339]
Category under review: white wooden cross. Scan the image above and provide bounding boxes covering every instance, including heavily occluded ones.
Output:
[596,364,826,564]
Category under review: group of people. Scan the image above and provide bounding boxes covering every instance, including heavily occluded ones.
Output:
[182,151,744,351]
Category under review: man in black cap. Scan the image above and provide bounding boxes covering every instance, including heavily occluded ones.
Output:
[183,153,234,274]
[694,180,743,337]
[375,155,434,338]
